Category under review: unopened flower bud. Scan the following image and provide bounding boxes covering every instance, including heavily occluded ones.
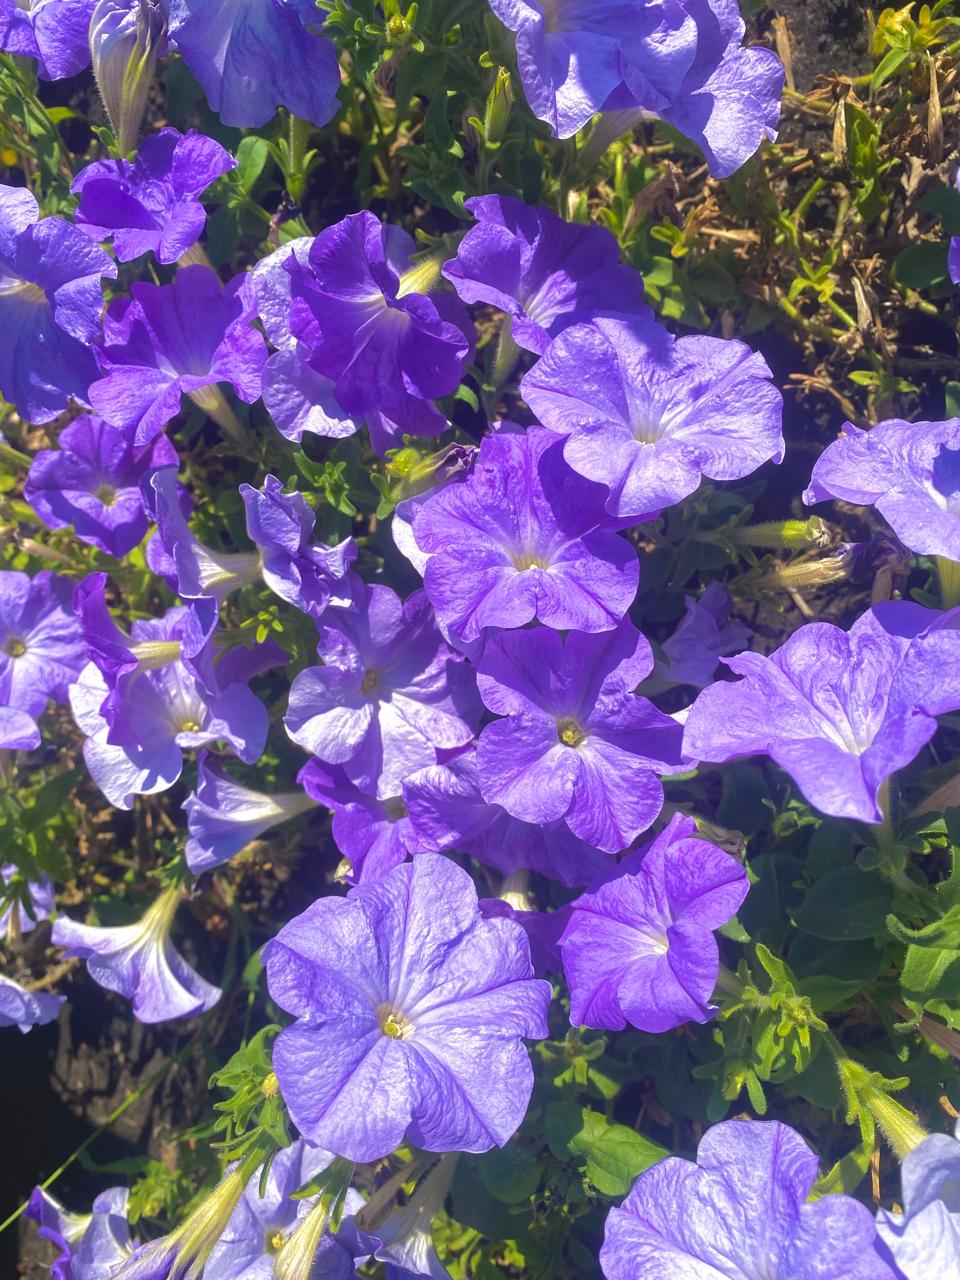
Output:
[483,67,514,148]
[90,0,166,156]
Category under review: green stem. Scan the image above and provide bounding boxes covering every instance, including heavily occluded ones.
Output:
[937,557,960,609]
[286,114,312,203]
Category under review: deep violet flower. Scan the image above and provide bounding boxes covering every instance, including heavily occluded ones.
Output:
[600,1119,897,1280]
[24,416,177,558]
[683,602,960,824]
[951,170,960,286]
[0,862,54,939]
[399,426,639,644]
[299,759,425,885]
[0,185,116,424]
[0,706,40,750]
[560,814,747,1032]
[522,312,784,520]
[0,0,94,81]
[475,623,686,853]
[281,211,474,454]
[262,854,551,1162]
[0,570,87,723]
[0,973,64,1032]
[875,1121,960,1278]
[284,585,480,799]
[803,417,960,562]
[239,474,359,617]
[72,128,235,264]
[644,582,751,693]
[252,237,359,445]
[441,195,648,355]
[52,885,221,1022]
[206,1141,370,1280]
[69,606,269,809]
[161,0,342,129]
[404,748,614,888]
[184,752,316,874]
[88,265,267,445]
[27,1186,134,1280]
[489,0,783,177]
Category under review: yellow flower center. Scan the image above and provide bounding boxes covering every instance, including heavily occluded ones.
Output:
[4,636,27,659]
[377,1003,414,1040]
[266,1230,286,1253]
[557,717,586,748]
[95,482,118,506]
[361,669,380,696]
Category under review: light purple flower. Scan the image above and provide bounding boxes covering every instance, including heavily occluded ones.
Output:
[52,886,221,1022]
[69,606,269,809]
[644,582,751,692]
[252,237,359,445]
[72,128,235,264]
[369,1156,457,1280]
[441,195,648,355]
[0,185,116,424]
[0,0,94,80]
[90,0,169,156]
[281,211,474,454]
[0,973,64,1032]
[522,312,784,520]
[405,748,614,888]
[27,1186,134,1280]
[0,862,54,938]
[262,854,551,1162]
[184,752,316,874]
[560,814,746,1032]
[0,706,40,750]
[951,170,960,286]
[161,0,342,129]
[475,623,686,853]
[803,417,960,562]
[400,426,639,644]
[490,0,783,177]
[874,1121,960,1280]
[206,1141,370,1280]
[683,602,960,824]
[284,585,480,799]
[0,570,87,721]
[24,416,177,558]
[601,1118,896,1280]
[88,265,267,445]
[239,474,358,617]
[299,759,425,885]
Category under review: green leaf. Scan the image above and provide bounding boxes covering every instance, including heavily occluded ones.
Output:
[901,944,960,1001]
[794,868,894,941]
[891,243,950,290]
[475,1145,541,1205]
[545,1102,666,1197]
[235,136,270,191]
[946,382,960,419]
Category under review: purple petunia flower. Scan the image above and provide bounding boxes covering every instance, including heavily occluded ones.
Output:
[161,0,342,129]
[0,862,54,939]
[72,128,235,264]
[262,854,551,1162]
[0,706,40,750]
[560,814,747,1032]
[522,312,784,520]
[299,759,425,885]
[683,602,960,824]
[441,195,648,355]
[404,748,614,888]
[601,1118,896,1279]
[239,474,358,617]
[0,570,87,723]
[52,885,221,1023]
[368,1155,457,1280]
[644,582,751,693]
[24,416,177,558]
[490,0,783,177]
[27,1186,134,1280]
[475,623,686,853]
[88,265,267,445]
[284,584,480,799]
[0,0,94,80]
[252,237,360,445]
[399,425,639,644]
[875,1121,960,1278]
[951,170,960,286]
[184,752,317,874]
[206,1141,371,1280]
[69,605,269,809]
[280,211,474,454]
[0,973,64,1032]
[0,185,116,424]
[803,417,960,562]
